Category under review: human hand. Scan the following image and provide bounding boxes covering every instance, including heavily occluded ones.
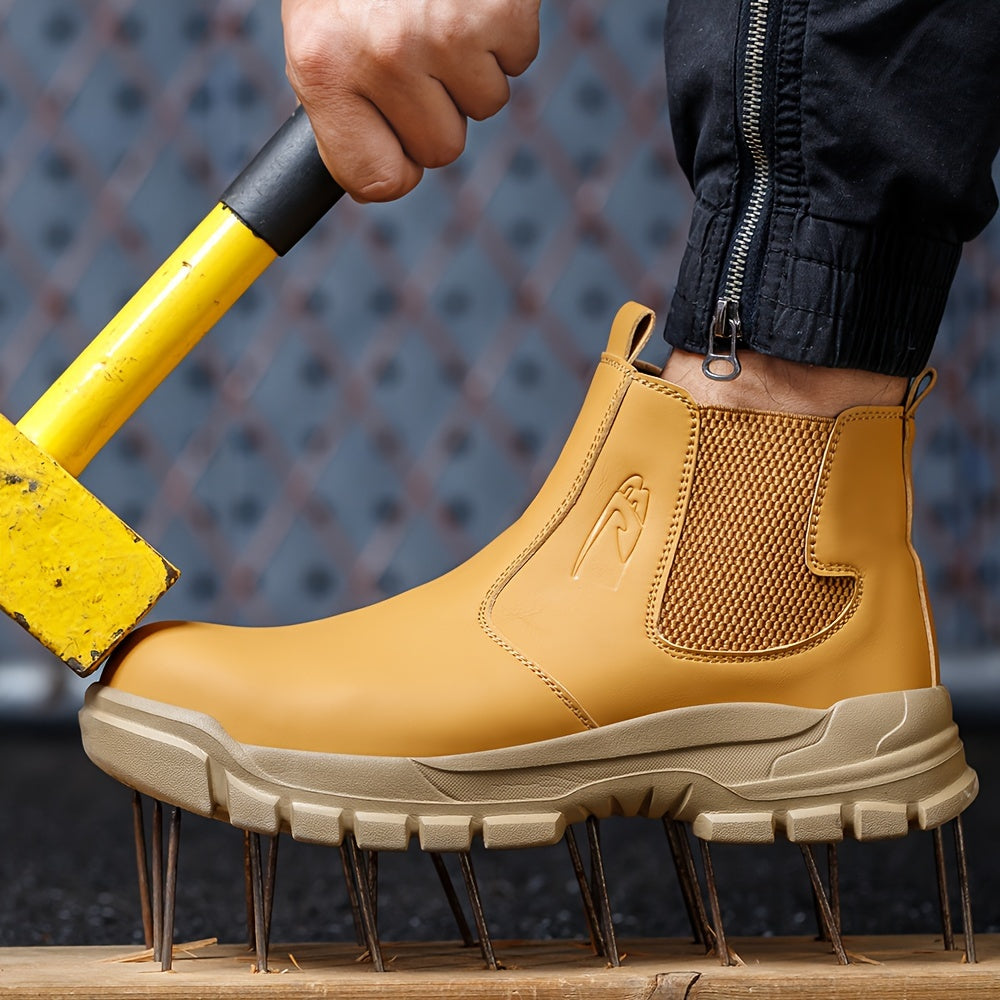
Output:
[281,0,541,202]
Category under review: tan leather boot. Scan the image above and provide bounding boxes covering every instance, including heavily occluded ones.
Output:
[79,302,976,851]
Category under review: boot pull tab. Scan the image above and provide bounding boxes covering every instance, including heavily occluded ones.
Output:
[605,301,657,364]
[904,368,937,416]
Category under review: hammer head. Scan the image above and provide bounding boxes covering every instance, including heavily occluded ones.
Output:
[1,414,179,675]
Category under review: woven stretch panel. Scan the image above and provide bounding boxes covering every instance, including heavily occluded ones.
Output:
[659,408,855,653]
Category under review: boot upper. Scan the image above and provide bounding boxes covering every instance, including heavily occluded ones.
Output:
[101,303,937,756]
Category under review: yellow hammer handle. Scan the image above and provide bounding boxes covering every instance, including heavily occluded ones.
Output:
[15,107,343,479]
[16,205,275,477]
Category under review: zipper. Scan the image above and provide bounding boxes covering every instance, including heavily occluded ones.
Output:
[702,0,773,382]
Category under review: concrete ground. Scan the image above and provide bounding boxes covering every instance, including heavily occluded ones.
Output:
[0,718,995,948]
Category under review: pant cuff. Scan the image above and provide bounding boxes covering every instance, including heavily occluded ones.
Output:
[665,203,962,378]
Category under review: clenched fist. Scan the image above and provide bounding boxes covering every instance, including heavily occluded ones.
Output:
[282,0,542,202]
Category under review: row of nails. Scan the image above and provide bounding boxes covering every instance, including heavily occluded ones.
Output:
[131,792,976,973]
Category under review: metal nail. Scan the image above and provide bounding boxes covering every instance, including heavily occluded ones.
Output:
[565,826,604,955]
[663,817,711,946]
[160,808,182,972]
[810,880,829,942]
[809,852,833,944]
[131,792,153,949]
[799,844,848,966]
[338,844,366,947]
[344,835,384,972]
[247,832,269,973]
[429,852,475,947]
[699,839,733,967]
[952,815,977,964]
[458,852,498,971]
[263,834,279,955]
[151,799,163,964]
[586,817,620,968]
[678,821,716,949]
[243,831,256,953]
[933,825,955,951]
[366,850,379,918]
[827,843,842,939]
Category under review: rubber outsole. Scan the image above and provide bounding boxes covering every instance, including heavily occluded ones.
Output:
[79,684,978,850]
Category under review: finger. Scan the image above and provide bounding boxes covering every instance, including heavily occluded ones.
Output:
[304,90,424,202]
[365,74,468,169]
[489,0,541,77]
[436,51,511,122]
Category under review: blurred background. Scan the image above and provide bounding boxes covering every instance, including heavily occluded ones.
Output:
[0,0,998,953]
[1,0,999,722]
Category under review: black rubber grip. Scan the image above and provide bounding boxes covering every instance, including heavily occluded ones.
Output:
[221,105,344,256]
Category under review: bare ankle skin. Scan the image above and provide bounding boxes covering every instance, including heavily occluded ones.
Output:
[661,348,908,418]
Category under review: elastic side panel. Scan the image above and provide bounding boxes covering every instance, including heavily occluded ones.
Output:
[659,407,854,652]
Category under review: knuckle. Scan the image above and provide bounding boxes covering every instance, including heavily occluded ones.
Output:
[420,130,466,169]
[356,165,419,202]
[427,6,477,46]
[367,29,408,73]
[466,103,500,123]
[504,41,539,78]
[467,84,509,122]
[285,34,338,93]
[282,2,341,86]
[497,3,541,76]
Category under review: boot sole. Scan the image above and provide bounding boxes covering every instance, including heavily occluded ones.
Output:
[79,684,977,850]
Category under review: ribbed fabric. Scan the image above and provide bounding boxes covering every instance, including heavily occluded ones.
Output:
[665,201,961,377]
[663,0,1000,377]
[659,406,855,653]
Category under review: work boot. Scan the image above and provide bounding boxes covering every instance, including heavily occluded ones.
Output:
[79,302,976,851]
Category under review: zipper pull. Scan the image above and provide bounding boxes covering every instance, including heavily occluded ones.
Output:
[702,298,742,381]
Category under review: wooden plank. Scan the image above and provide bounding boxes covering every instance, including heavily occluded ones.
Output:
[0,936,995,998]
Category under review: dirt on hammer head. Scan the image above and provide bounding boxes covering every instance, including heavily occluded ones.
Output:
[1,413,179,675]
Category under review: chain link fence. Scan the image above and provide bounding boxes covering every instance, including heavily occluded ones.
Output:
[0,0,998,717]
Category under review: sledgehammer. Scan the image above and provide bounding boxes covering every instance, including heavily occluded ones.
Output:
[1,107,343,674]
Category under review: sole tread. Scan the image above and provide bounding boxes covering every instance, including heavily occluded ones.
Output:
[80,686,979,849]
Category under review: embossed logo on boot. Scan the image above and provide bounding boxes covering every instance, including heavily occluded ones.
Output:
[572,474,649,588]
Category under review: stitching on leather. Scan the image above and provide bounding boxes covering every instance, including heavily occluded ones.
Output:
[601,355,692,400]
[647,580,864,663]
[807,413,849,571]
[661,411,853,652]
[808,409,893,573]
[649,409,869,661]
[902,413,938,683]
[478,361,632,731]
[645,389,699,650]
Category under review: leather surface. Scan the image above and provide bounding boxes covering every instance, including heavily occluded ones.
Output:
[103,302,937,756]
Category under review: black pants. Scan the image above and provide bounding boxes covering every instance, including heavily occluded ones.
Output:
[663,0,1000,377]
